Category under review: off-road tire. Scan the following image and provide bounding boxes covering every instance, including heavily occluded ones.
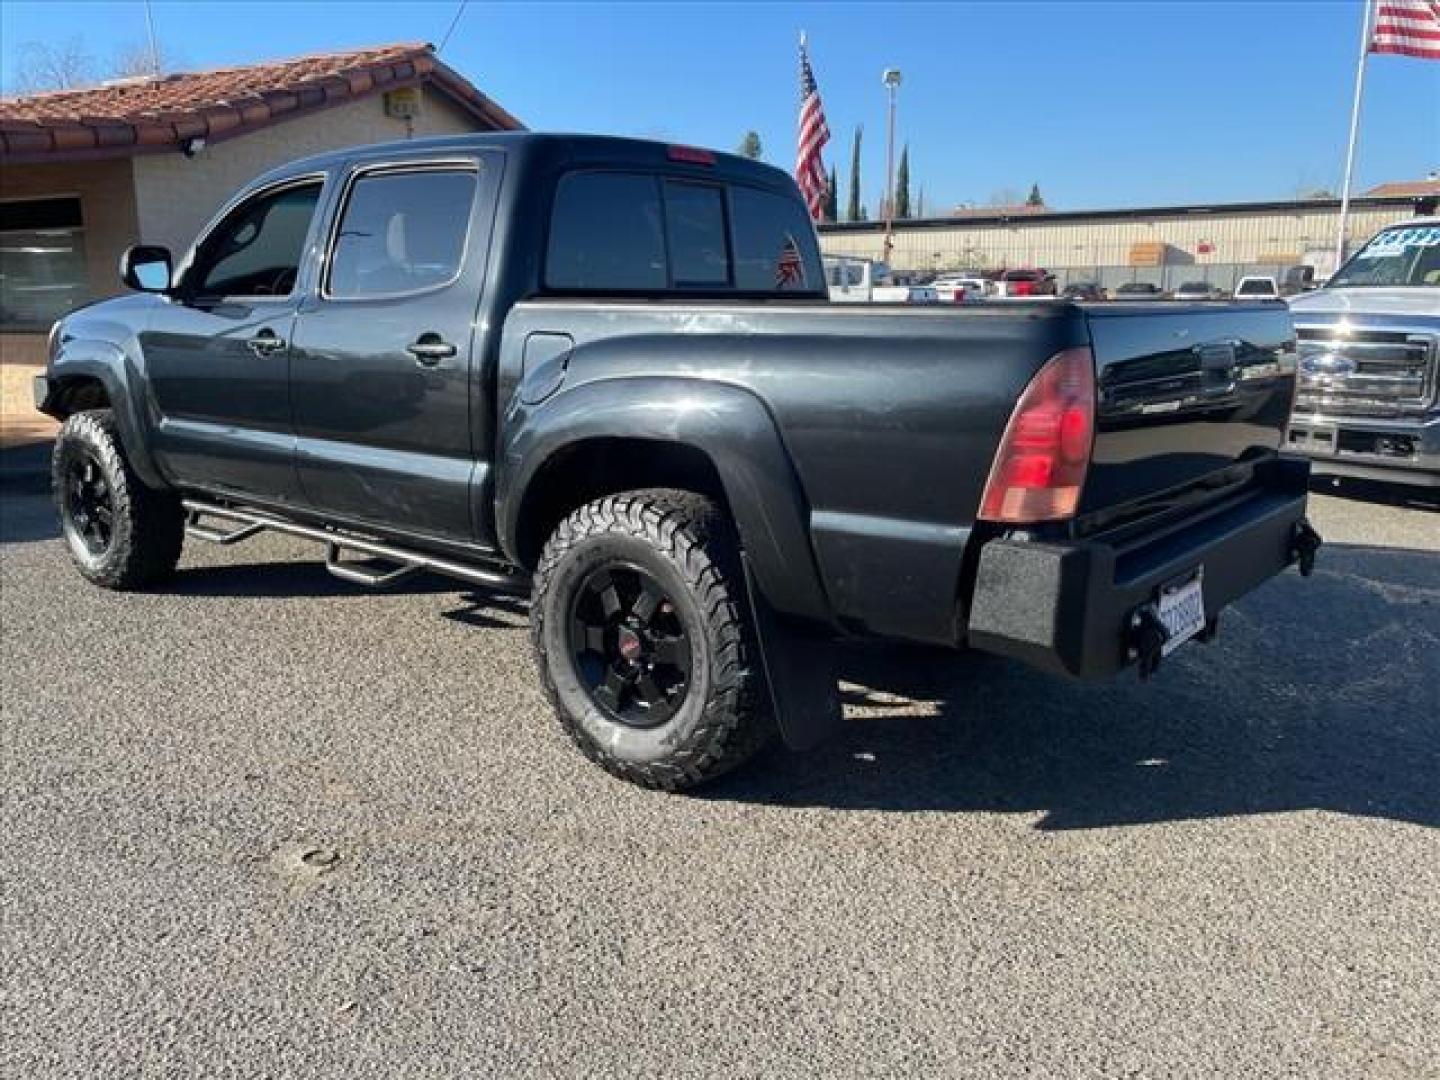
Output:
[531,488,775,790]
[51,409,184,590]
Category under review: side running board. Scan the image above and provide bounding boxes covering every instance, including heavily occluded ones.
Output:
[182,499,529,593]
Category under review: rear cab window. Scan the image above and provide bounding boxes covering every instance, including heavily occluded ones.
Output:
[545,169,823,296]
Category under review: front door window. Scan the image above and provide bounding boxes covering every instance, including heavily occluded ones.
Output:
[185,180,323,300]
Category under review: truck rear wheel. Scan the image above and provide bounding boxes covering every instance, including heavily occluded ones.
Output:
[530,489,775,790]
[51,409,184,590]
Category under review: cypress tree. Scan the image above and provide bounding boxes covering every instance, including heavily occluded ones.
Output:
[846,125,863,222]
[895,145,911,219]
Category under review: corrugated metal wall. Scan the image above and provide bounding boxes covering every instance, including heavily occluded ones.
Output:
[817,203,1417,276]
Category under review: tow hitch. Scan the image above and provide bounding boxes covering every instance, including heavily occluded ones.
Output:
[1289,520,1323,577]
[1126,607,1171,680]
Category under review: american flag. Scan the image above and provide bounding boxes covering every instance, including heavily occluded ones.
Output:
[1371,0,1440,59]
[795,33,831,221]
[775,234,805,287]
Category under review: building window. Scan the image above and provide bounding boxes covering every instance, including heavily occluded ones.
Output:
[0,197,87,330]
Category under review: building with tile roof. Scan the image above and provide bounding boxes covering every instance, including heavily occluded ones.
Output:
[0,42,521,340]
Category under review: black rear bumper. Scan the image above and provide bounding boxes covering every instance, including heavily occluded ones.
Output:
[965,457,1315,679]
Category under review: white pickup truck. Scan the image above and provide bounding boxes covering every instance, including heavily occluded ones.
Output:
[823,255,938,303]
[1286,218,1440,488]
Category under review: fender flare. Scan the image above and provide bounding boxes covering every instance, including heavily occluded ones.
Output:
[44,339,166,490]
[498,376,834,627]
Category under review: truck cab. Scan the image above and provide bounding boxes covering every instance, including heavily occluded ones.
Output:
[823,255,937,303]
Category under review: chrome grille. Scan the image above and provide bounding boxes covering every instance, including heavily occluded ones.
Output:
[1294,326,1436,418]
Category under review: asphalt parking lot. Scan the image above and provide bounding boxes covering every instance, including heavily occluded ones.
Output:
[2,462,1437,1079]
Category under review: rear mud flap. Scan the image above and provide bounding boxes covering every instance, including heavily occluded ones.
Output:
[742,554,842,751]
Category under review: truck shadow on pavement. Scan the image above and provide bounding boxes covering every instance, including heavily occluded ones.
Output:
[707,542,1440,832]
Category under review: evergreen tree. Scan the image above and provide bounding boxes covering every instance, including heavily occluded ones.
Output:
[1026,183,1044,207]
[737,131,763,159]
[824,167,840,222]
[846,125,863,222]
[895,145,911,219]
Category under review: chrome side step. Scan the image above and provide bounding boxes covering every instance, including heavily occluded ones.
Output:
[181,499,528,593]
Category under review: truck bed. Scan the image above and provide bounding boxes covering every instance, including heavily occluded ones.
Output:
[497,298,1298,644]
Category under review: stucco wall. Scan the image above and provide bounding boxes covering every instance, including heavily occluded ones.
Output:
[0,157,139,306]
[131,87,482,257]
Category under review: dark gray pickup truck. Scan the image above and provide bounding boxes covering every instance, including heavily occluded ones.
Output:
[36,132,1320,789]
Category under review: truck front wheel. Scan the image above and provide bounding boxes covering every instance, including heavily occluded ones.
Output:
[51,409,184,590]
[530,489,775,790]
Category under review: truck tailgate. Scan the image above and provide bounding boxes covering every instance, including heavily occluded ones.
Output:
[1081,303,1297,514]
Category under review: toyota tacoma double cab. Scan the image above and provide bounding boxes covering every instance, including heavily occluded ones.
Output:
[1286,218,1440,487]
[35,133,1321,790]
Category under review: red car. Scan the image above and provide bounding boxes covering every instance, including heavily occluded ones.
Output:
[997,267,1058,297]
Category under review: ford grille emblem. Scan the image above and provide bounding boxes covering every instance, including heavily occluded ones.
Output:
[1300,352,1357,377]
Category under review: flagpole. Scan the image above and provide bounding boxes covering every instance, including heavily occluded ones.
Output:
[1335,0,1376,267]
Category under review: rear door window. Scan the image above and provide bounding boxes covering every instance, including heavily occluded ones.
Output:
[326,168,477,298]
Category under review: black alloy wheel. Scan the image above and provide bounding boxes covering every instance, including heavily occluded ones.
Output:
[51,409,185,590]
[568,563,693,728]
[64,450,116,556]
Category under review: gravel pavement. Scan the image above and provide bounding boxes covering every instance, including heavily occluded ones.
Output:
[2,469,1437,1078]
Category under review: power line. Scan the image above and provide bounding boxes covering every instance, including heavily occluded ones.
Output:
[439,0,469,54]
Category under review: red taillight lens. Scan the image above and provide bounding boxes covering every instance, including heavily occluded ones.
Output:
[978,347,1095,523]
[666,144,716,165]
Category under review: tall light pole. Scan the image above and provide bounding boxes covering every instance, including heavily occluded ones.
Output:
[882,67,902,262]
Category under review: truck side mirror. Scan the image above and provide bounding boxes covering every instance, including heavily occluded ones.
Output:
[120,245,173,293]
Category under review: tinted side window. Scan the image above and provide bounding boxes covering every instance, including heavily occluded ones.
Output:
[547,173,665,290]
[730,185,822,292]
[664,181,729,285]
[190,181,322,297]
[327,169,477,298]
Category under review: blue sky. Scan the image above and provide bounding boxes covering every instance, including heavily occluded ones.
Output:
[3,1,1436,213]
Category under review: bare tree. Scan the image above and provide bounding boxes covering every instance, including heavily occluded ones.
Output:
[987,187,1023,208]
[111,40,187,80]
[9,37,96,93]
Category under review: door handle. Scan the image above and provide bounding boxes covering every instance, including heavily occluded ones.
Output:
[246,330,286,357]
[406,334,457,366]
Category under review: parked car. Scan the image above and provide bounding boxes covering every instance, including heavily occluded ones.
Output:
[34,132,1321,790]
[995,267,1058,298]
[1280,264,1320,296]
[1286,218,1440,488]
[1234,275,1281,300]
[1114,282,1167,300]
[1172,281,1227,301]
[932,273,994,303]
[1061,282,1107,301]
[824,255,938,303]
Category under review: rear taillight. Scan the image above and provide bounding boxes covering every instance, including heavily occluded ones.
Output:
[978,346,1095,523]
[666,144,716,165]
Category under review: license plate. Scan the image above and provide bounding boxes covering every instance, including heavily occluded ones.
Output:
[1157,569,1206,656]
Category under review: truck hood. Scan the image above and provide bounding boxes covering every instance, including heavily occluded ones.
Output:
[1288,288,1440,321]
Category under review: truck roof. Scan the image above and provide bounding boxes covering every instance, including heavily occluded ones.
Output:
[251,131,799,193]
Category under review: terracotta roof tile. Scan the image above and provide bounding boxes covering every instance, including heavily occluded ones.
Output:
[1364,180,1440,198]
[0,42,523,161]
